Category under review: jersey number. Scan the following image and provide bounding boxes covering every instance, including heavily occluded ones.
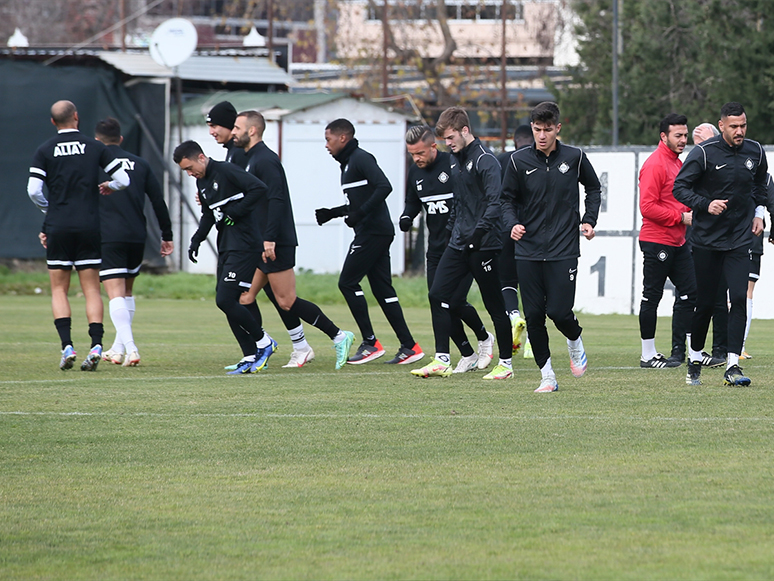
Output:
[426,200,449,214]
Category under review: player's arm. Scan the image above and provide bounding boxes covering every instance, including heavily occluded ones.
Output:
[27,152,49,213]
[474,153,503,234]
[578,151,602,228]
[752,145,768,231]
[639,163,682,227]
[99,149,130,193]
[399,173,423,232]
[144,165,173,243]
[220,166,267,220]
[673,148,712,212]
[500,153,521,233]
[189,202,215,263]
[257,158,287,244]
[347,154,392,224]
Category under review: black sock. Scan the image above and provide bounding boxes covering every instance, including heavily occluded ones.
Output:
[54,317,72,350]
[88,322,104,348]
[289,298,338,340]
[244,300,263,329]
[364,335,376,346]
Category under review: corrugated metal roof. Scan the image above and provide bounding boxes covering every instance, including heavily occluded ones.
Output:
[95,51,295,87]
[180,91,347,126]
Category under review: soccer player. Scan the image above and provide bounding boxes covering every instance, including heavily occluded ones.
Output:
[231,110,355,369]
[28,100,130,371]
[637,113,696,369]
[496,124,533,359]
[410,107,513,380]
[175,140,276,374]
[316,118,423,365]
[501,101,601,392]
[398,124,494,373]
[207,101,312,368]
[674,102,768,387]
[94,117,174,367]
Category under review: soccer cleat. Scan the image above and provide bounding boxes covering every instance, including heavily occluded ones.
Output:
[59,345,77,371]
[523,340,534,359]
[534,375,559,392]
[283,347,315,368]
[568,339,587,378]
[224,361,241,371]
[385,343,424,365]
[700,351,725,368]
[333,331,355,370]
[477,332,495,370]
[347,340,386,364]
[453,353,479,374]
[250,337,278,373]
[723,365,751,387]
[483,363,513,380]
[80,345,102,371]
[511,316,527,354]
[227,359,255,375]
[410,358,452,378]
[102,348,124,365]
[740,351,753,360]
[122,351,140,367]
[640,353,681,369]
[685,361,702,385]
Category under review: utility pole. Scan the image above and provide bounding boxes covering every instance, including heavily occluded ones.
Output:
[382,0,389,98]
[267,0,275,63]
[119,0,126,51]
[612,0,619,146]
[500,0,508,150]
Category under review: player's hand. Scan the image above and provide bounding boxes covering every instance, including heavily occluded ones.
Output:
[160,240,174,257]
[224,215,235,226]
[345,209,363,227]
[195,192,202,206]
[510,224,526,241]
[39,232,47,249]
[708,199,728,215]
[264,241,276,262]
[188,239,200,263]
[581,223,595,240]
[399,216,412,232]
[753,216,764,236]
[465,228,486,253]
[98,181,113,196]
[315,207,335,225]
[681,211,693,226]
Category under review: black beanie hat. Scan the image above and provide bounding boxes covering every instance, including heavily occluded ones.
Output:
[206,101,237,129]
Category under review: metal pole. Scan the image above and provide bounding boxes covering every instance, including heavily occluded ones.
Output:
[382,0,389,98]
[612,0,619,146]
[268,0,274,63]
[500,0,508,150]
[120,0,126,51]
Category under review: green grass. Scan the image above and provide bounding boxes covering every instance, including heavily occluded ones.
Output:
[2,295,774,580]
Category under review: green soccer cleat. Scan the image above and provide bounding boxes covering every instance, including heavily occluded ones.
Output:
[334,331,355,370]
[483,363,513,380]
[410,358,452,378]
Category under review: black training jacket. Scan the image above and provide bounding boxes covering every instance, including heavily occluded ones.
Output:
[501,141,601,261]
[334,138,395,237]
[401,150,454,256]
[446,137,503,252]
[673,135,768,252]
[191,159,266,253]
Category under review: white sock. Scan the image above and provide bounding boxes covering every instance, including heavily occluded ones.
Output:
[743,298,753,351]
[688,346,703,364]
[499,358,512,368]
[125,296,136,324]
[727,353,739,369]
[508,310,521,322]
[333,330,347,343]
[256,334,272,349]
[435,353,451,365]
[109,297,136,354]
[541,358,554,379]
[287,324,309,351]
[568,336,583,350]
[641,338,657,361]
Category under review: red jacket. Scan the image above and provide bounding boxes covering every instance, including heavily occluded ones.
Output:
[639,140,690,246]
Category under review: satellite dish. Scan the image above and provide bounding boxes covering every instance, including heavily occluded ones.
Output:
[149,18,197,68]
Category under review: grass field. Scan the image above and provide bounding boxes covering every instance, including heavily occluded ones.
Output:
[2,293,774,580]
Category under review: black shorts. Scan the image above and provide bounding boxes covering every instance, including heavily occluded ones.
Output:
[100,242,145,281]
[217,251,260,292]
[750,253,761,282]
[46,229,101,270]
[257,245,296,274]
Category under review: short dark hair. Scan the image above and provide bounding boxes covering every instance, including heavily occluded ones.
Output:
[95,117,122,144]
[236,110,266,137]
[531,102,560,125]
[721,102,745,118]
[405,125,435,145]
[436,107,471,136]
[659,113,688,136]
[326,118,355,138]
[513,124,532,142]
[173,140,204,164]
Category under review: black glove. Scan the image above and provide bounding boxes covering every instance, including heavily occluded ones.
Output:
[315,205,348,225]
[466,228,487,253]
[188,239,201,263]
[399,215,413,232]
[345,208,364,228]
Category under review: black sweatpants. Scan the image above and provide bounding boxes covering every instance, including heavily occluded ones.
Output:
[216,252,264,354]
[427,251,487,357]
[428,246,511,360]
[639,241,696,349]
[499,231,521,314]
[517,258,583,369]
[690,246,748,357]
[338,234,414,348]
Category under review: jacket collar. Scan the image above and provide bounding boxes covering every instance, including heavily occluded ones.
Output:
[246,141,266,157]
[532,139,563,160]
[656,139,679,161]
[334,138,359,167]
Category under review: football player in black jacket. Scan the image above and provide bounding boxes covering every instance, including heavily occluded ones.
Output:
[316,118,423,365]
[501,102,601,392]
[174,140,276,374]
[399,124,493,373]
[673,102,768,387]
[411,107,513,380]
[94,118,174,368]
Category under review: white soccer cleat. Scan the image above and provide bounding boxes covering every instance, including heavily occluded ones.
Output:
[534,375,559,393]
[477,332,495,370]
[453,353,479,374]
[283,347,315,368]
[568,338,587,377]
[122,351,140,367]
[102,348,124,365]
